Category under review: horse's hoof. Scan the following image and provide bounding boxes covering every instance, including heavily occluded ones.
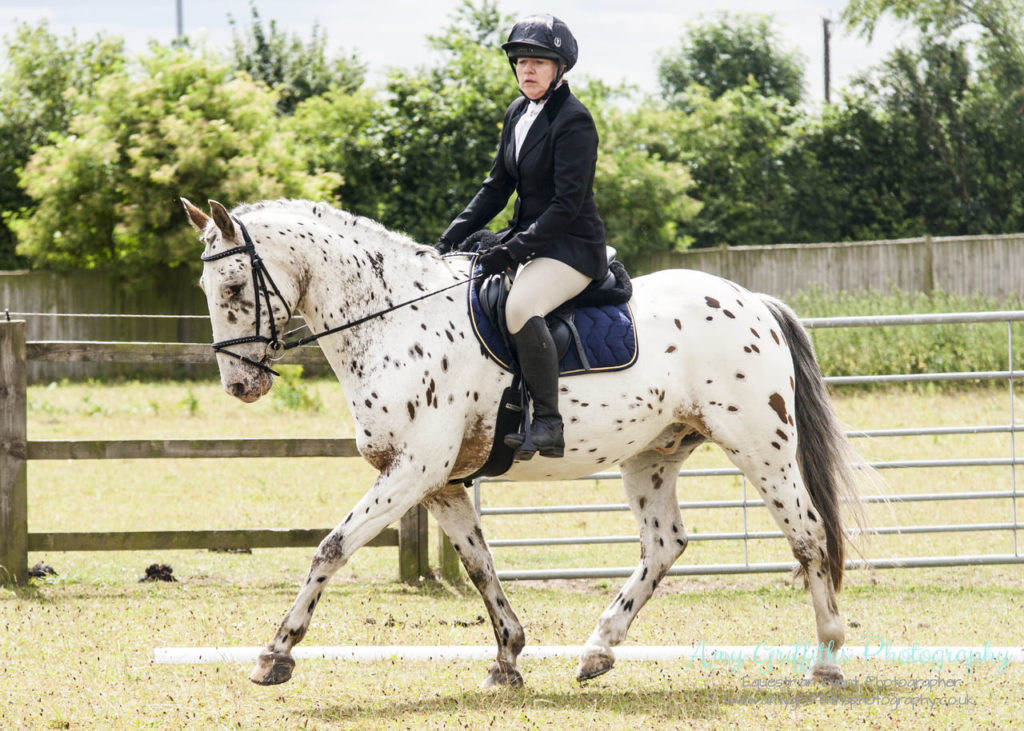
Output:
[481,661,524,688]
[808,661,844,685]
[576,648,615,682]
[250,649,295,686]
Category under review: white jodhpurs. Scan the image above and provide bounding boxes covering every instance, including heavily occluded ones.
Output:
[505,257,592,335]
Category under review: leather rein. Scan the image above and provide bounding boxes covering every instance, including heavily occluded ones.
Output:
[201,217,479,377]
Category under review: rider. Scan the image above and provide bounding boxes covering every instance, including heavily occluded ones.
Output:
[436,14,608,460]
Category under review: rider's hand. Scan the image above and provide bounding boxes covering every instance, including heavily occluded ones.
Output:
[435,238,455,255]
[476,245,516,276]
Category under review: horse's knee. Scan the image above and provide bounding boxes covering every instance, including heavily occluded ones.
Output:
[312,531,346,568]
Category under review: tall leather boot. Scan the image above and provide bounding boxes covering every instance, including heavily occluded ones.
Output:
[504,316,564,459]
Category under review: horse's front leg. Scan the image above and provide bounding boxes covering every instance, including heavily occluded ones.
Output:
[250,460,438,686]
[424,485,526,687]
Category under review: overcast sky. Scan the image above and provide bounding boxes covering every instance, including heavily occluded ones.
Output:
[1,1,911,101]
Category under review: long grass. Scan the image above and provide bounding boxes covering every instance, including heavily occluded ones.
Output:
[3,377,1022,729]
[791,288,1024,381]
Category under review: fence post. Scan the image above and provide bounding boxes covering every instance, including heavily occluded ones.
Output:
[398,504,429,582]
[0,320,28,586]
[438,528,462,583]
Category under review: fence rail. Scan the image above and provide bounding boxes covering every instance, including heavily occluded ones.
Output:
[0,320,439,586]
[2,311,1023,586]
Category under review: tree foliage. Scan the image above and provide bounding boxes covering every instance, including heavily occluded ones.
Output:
[658,12,806,105]
[9,47,339,282]
[5,0,1024,283]
[0,22,125,267]
[350,0,518,243]
[578,83,700,260]
[228,3,366,114]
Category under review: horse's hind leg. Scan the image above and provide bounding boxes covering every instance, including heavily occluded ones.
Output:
[577,448,694,682]
[425,485,525,687]
[728,448,846,683]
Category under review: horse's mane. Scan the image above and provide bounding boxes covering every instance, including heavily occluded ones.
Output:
[233,199,431,254]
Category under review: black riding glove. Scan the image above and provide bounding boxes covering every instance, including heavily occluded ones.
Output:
[476,245,517,276]
[435,238,454,255]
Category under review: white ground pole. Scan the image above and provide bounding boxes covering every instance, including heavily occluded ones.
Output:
[154,644,1024,669]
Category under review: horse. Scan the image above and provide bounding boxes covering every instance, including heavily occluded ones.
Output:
[182,197,868,688]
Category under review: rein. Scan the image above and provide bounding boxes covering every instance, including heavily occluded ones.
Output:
[202,217,480,376]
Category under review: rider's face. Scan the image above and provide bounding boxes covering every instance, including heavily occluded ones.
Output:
[516,57,560,100]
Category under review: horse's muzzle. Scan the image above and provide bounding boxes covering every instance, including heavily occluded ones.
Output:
[224,361,274,402]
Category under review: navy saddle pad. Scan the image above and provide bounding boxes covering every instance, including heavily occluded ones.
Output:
[468,275,638,376]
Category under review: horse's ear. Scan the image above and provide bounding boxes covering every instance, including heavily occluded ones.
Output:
[181,198,210,232]
[208,200,236,240]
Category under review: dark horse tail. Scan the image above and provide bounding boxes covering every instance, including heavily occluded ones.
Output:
[762,296,868,592]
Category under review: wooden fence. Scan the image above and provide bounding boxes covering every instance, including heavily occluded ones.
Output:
[0,319,460,586]
[634,232,1024,299]
[0,267,212,382]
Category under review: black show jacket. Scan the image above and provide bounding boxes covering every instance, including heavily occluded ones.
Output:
[441,83,608,281]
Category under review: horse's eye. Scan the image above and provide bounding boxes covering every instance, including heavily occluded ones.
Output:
[223,283,244,299]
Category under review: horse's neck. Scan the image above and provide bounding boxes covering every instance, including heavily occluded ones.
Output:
[284,214,466,389]
[296,218,453,316]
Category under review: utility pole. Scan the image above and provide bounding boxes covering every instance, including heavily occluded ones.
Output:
[823,17,831,103]
[176,0,184,39]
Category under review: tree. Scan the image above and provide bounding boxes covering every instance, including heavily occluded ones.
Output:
[0,22,125,268]
[658,12,806,105]
[842,0,1024,90]
[286,87,378,207]
[346,0,518,243]
[667,83,799,247]
[229,3,365,114]
[9,46,339,283]
[577,83,700,262]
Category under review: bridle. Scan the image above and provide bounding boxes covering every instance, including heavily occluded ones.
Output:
[201,217,292,376]
[201,216,480,377]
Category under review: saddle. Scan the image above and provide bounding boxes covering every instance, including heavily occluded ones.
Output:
[470,245,637,376]
[453,232,638,485]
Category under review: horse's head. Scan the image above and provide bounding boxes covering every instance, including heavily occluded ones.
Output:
[182,198,296,403]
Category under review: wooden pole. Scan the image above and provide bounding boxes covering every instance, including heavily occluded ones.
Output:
[823,18,832,104]
[0,320,28,585]
[398,504,429,582]
[438,529,462,583]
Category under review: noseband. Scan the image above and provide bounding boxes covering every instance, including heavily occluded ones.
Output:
[201,216,482,377]
[201,217,292,376]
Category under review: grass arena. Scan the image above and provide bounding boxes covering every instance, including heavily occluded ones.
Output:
[2,371,1022,729]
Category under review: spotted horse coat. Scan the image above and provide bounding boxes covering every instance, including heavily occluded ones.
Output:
[183,197,870,689]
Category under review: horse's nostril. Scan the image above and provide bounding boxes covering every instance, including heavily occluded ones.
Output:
[228,382,247,398]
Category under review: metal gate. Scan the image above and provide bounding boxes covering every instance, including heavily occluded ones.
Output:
[473,311,1024,580]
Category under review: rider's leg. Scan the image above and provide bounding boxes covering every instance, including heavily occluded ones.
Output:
[504,258,591,459]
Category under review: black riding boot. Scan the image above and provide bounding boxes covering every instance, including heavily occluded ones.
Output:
[504,316,564,459]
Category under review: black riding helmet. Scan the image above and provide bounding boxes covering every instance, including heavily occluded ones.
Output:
[502,14,578,100]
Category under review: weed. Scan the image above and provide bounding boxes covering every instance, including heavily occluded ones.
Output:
[78,393,107,416]
[271,365,323,412]
[179,388,200,416]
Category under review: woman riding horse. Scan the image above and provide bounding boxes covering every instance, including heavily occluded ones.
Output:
[437,14,607,461]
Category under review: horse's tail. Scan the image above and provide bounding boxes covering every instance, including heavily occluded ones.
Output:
[762,295,869,593]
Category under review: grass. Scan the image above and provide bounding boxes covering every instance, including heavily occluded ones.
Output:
[3,377,1024,728]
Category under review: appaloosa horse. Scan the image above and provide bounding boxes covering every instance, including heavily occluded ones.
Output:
[182,197,867,688]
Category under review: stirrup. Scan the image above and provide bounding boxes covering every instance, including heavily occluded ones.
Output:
[505,430,537,461]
